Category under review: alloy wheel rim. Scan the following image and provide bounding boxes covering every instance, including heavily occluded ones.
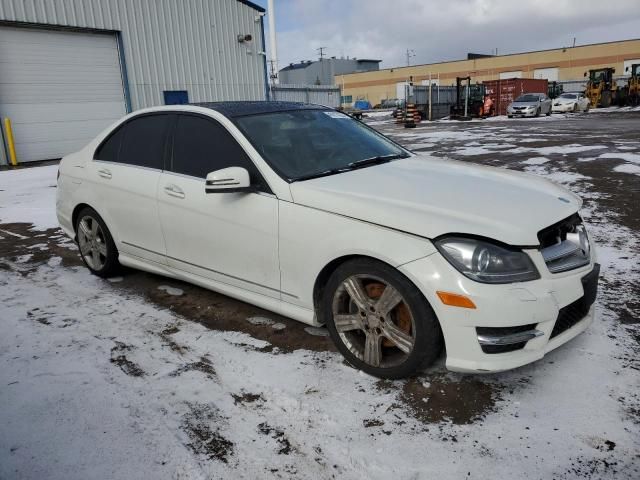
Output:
[77,215,107,270]
[332,274,416,368]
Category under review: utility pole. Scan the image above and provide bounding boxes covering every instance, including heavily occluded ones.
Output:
[406,49,415,66]
[317,46,327,61]
[267,0,279,84]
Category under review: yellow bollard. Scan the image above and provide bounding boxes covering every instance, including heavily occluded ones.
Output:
[3,118,18,166]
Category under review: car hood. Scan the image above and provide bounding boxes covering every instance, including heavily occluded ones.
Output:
[555,98,576,104]
[289,155,581,246]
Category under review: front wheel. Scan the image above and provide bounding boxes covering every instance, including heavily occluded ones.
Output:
[323,259,442,379]
[75,207,120,277]
[535,107,541,117]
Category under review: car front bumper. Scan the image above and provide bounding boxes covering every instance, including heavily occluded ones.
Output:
[552,103,575,113]
[399,248,598,373]
[507,109,537,117]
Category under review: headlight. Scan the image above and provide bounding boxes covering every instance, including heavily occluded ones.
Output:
[435,236,540,284]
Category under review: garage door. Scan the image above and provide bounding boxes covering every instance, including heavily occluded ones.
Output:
[0,26,127,162]
[534,67,559,81]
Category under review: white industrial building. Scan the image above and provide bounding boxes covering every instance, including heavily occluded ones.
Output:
[0,0,268,164]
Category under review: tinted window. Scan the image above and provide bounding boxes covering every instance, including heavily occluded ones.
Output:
[172,115,266,188]
[94,125,124,162]
[118,115,171,169]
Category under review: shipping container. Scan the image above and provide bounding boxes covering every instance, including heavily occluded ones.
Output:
[483,78,548,116]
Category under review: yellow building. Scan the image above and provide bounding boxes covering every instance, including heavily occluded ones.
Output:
[336,39,640,105]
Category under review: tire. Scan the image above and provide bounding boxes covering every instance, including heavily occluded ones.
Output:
[600,91,612,108]
[573,103,578,113]
[75,207,120,278]
[508,115,513,119]
[322,258,442,379]
[535,107,541,117]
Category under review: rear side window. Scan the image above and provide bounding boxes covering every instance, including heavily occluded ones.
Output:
[171,114,267,189]
[95,114,170,169]
[119,115,171,169]
[94,126,124,162]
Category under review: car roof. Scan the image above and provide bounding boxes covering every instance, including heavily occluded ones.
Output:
[191,101,328,118]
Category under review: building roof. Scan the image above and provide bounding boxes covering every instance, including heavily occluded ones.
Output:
[193,101,327,117]
[280,58,382,72]
[235,0,265,13]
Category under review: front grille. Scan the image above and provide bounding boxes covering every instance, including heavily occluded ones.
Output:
[550,264,600,338]
[477,323,537,354]
[539,214,591,273]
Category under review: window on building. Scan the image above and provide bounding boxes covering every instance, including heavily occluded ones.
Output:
[163,90,189,105]
[341,95,353,104]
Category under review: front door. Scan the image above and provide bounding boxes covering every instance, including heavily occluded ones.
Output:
[157,113,280,298]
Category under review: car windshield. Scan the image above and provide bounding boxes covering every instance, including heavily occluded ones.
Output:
[560,93,577,99]
[515,94,540,102]
[234,109,409,181]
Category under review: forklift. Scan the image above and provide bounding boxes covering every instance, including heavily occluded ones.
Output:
[584,68,620,108]
[624,64,640,106]
[548,81,563,100]
[450,77,486,120]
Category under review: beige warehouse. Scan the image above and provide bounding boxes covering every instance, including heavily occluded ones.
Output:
[336,39,640,105]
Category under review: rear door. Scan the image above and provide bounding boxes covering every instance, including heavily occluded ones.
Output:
[87,113,172,265]
[157,113,280,298]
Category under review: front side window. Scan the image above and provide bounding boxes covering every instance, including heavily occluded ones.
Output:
[170,114,267,189]
[234,109,409,181]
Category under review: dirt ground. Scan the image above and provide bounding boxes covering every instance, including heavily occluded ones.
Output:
[1,109,638,479]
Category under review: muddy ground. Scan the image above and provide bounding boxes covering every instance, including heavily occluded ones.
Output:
[1,110,638,479]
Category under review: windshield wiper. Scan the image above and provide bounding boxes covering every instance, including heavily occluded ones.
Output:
[346,154,406,169]
[292,154,407,182]
[292,167,352,182]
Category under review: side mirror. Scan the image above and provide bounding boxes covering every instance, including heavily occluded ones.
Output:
[205,167,254,194]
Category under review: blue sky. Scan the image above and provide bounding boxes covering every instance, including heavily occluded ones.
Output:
[251,0,640,71]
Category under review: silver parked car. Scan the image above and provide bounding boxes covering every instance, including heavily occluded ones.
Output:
[507,93,552,118]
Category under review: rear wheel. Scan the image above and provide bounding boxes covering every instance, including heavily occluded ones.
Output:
[601,91,612,108]
[75,207,120,277]
[323,258,442,379]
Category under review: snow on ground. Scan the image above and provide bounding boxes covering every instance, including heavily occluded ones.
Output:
[614,163,640,175]
[599,152,640,165]
[0,165,59,229]
[2,111,640,479]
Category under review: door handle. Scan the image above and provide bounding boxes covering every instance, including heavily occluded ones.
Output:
[164,184,185,199]
[98,168,112,179]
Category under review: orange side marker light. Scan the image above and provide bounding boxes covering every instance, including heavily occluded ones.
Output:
[436,291,476,309]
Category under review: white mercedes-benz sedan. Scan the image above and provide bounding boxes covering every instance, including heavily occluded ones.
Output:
[551,92,591,113]
[56,102,599,378]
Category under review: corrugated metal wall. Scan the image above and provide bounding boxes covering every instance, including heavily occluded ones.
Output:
[0,0,267,110]
[270,84,341,108]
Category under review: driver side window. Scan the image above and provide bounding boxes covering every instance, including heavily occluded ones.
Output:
[170,114,269,191]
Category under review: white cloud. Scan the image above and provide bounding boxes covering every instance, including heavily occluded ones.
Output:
[266,0,640,69]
